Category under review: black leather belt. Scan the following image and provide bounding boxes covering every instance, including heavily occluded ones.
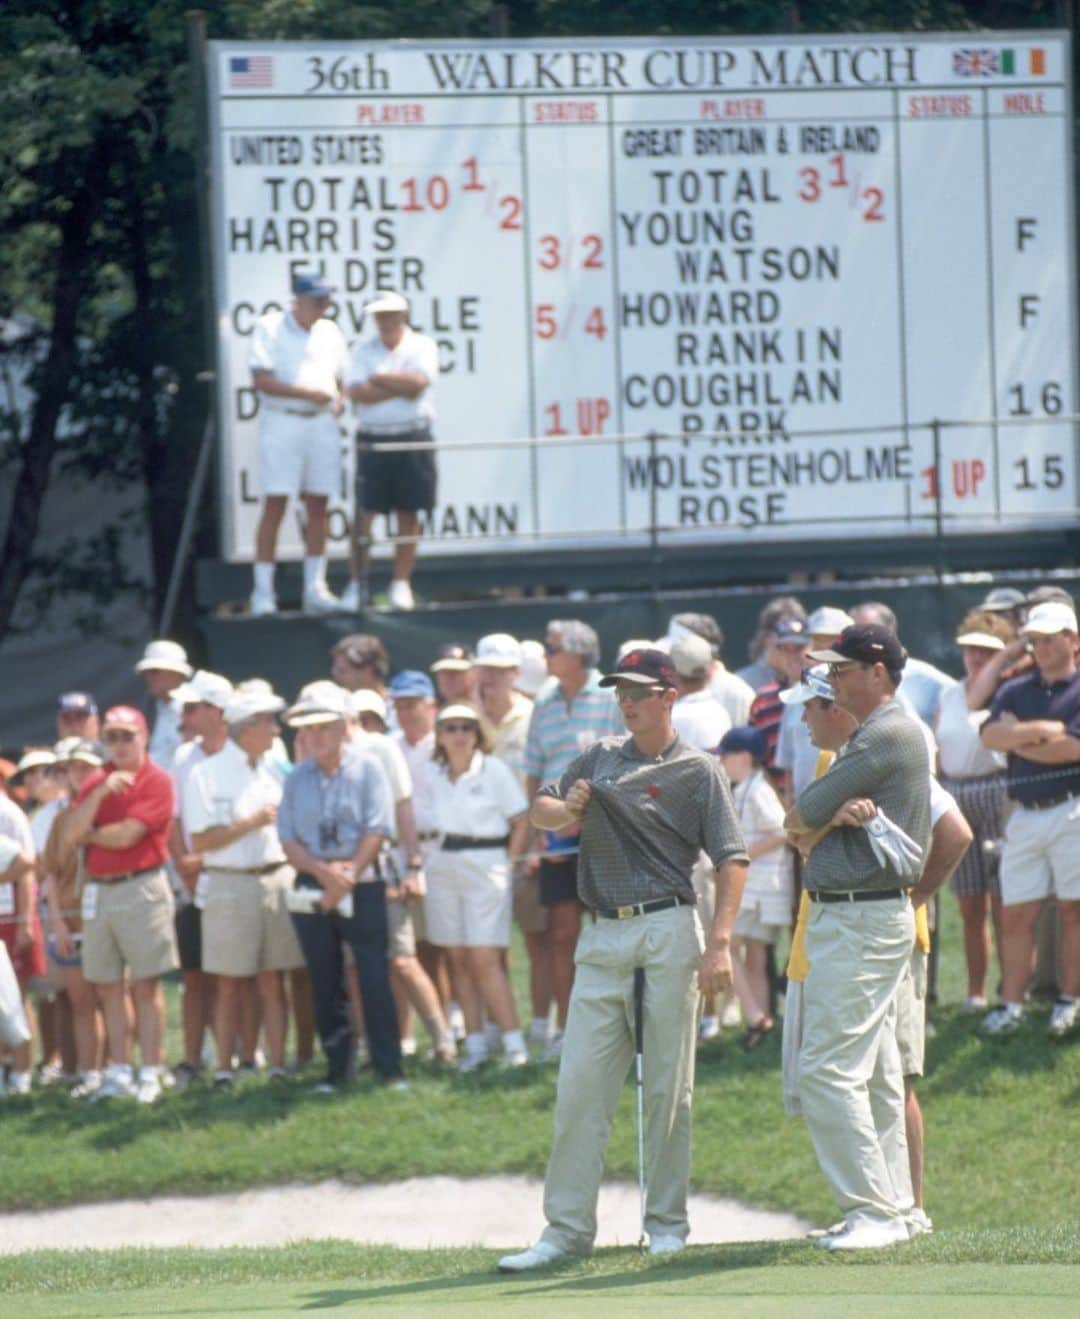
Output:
[1019,788,1080,812]
[808,888,907,904]
[417,830,440,842]
[594,895,694,921]
[92,865,161,886]
[441,833,510,851]
[281,406,321,418]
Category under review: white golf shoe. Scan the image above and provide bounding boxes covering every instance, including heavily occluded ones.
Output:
[302,582,341,615]
[497,1240,571,1272]
[824,1218,909,1251]
[388,579,415,611]
[648,1234,686,1256]
[1048,997,1079,1038]
[908,1208,934,1236]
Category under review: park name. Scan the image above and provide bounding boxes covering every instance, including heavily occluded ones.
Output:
[420,44,922,92]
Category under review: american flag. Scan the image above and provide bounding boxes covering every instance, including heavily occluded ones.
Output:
[229,56,274,89]
[952,48,999,78]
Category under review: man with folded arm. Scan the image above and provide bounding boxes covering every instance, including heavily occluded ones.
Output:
[784,624,930,1252]
[66,706,177,1104]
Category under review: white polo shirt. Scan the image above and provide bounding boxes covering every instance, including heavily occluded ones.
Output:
[0,833,23,916]
[393,730,439,834]
[430,752,528,839]
[249,310,347,413]
[349,327,438,432]
[183,739,287,870]
[672,689,732,752]
[149,695,183,769]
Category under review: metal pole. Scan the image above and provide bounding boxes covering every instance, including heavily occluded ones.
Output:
[159,405,215,635]
[647,430,661,596]
[633,966,647,1252]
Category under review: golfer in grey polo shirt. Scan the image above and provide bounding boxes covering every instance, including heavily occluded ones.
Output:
[786,623,930,1252]
[499,648,748,1271]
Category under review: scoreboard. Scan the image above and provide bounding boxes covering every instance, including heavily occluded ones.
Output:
[206,32,1077,563]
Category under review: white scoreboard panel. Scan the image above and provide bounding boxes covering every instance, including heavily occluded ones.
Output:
[207,32,1077,562]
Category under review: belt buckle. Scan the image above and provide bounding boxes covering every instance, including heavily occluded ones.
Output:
[616,905,635,920]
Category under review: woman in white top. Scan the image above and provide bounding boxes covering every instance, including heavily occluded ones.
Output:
[426,704,530,1072]
[719,726,793,1049]
[934,609,1023,1009]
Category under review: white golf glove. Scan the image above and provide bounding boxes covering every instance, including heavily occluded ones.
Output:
[862,810,923,880]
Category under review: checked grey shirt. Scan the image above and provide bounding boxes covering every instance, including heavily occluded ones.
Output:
[797,698,930,894]
[539,733,748,910]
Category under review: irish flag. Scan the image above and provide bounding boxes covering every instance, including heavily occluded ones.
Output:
[999,48,1047,77]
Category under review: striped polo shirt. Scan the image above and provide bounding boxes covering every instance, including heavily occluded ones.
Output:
[522,671,624,789]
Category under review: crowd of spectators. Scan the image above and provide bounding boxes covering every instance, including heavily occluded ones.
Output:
[1,580,1077,1101]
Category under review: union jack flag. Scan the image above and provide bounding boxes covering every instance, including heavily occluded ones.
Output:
[952,48,998,78]
[229,56,274,89]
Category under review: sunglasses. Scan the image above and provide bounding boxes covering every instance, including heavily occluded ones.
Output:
[614,685,663,703]
[440,721,477,734]
[543,642,563,656]
[827,660,875,677]
[103,729,137,743]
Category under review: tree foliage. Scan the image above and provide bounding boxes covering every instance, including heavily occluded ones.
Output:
[0,0,1067,646]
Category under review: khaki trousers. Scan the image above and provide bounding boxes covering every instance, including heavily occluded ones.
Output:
[799,895,915,1230]
[540,903,704,1255]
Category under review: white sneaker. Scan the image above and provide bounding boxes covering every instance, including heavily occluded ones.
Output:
[69,1069,102,1100]
[503,1048,529,1068]
[135,1068,163,1105]
[38,1062,64,1087]
[458,1047,490,1075]
[541,1032,563,1064]
[498,1240,571,1272]
[825,1219,909,1251]
[400,1037,418,1058]
[302,582,341,615]
[6,1071,31,1096]
[338,580,369,612]
[698,1015,720,1042]
[648,1234,686,1256]
[1048,997,1079,1038]
[962,995,988,1014]
[91,1064,135,1101]
[249,589,277,618]
[908,1208,934,1236]
[719,996,743,1029]
[388,579,415,611]
[981,1003,1024,1035]
[447,1004,466,1042]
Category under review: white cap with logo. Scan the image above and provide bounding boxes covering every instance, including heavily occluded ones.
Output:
[475,633,522,668]
[1021,602,1078,636]
[176,670,234,710]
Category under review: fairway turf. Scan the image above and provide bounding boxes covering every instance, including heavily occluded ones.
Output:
[5,1243,1080,1318]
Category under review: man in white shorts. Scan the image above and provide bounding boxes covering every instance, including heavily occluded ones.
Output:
[980,601,1080,1038]
[249,270,347,617]
[184,687,304,1082]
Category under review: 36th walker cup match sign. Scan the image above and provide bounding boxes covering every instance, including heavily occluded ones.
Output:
[206,32,1078,562]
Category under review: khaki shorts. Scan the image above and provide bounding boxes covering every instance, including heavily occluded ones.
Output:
[895,946,928,1078]
[201,865,304,977]
[386,893,417,959]
[1000,796,1080,905]
[513,870,548,935]
[81,868,179,984]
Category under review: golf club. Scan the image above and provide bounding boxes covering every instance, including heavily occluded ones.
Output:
[633,965,646,1252]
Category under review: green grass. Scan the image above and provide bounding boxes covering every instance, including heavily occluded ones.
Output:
[2,894,1076,1232]
[3,1238,1080,1317]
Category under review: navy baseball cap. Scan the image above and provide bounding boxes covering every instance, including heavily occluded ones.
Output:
[293,270,335,298]
[389,669,435,700]
[808,623,906,675]
[773,618,809,646]
[599,647,677,689]
[718,725,768,760]
[58,692,98,716]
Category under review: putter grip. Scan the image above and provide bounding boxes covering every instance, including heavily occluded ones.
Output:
[633,967,645,1053]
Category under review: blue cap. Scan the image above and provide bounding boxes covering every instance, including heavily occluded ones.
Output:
[773,618,809,646]
[717,725,768,760]
[389,669,435,700]
[292,270,336,298]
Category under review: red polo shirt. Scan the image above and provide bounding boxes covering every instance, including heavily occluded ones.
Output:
[76,758,175,878]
